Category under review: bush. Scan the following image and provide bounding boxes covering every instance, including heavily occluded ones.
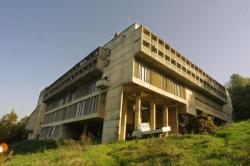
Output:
[187,113,217,134]
[80,132,93,146]
[10,140,57,154]
[0,111,28,144]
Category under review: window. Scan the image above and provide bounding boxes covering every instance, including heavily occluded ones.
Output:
[176,52,181,58]
[71,91,76,101]
[141,65,145,81]
[89,81,96,93]
[165,55,170,62]
[151,34,157,41]
[195,66,199,72]
[143,40,150,49]
[199,69,202,74]
[171,59,176,66]
[76,102,81,117]
[139,64,149,83]
[158,39,164,47]
[165,44,170,50]
[134,61,186,99]
[182,67,186,72]
[174,84,181,97]
[58,98,64,107]
[196,76,200,81]
[81,101,85,116]
[171,48,176,54]
[177,63,181,69]
[143,28,150,36]
[91,96,99,114]
[181,57,186,62]
[192,73,195,78]
[151,46,157,53]
[158,50,164,58]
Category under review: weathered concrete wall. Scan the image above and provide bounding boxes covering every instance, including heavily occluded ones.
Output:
[168,107,178,134]
[222,90,233,122]
[26,89,46,139]
[101,24,141,142]
[186,88,231,122]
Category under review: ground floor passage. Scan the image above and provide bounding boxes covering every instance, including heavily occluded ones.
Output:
[61,118,103,142]
[41,85,227,142]
[41,85,187,142]
[40,118,103,142]
[119,85,186,141]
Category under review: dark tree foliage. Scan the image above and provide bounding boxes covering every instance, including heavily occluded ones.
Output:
[0,110,28,143]
[226,74,250,121]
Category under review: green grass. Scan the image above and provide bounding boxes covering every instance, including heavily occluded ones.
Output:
[9,140,58,155]
[1,120,250,166]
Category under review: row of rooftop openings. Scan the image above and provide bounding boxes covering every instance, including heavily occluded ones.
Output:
[143,38,226,100]
[45,79,97,112]
[44,49,100,99]
[141,27,226,100]
[142,27,225,92]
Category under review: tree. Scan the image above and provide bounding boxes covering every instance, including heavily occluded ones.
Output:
[0,110,28,143]
[15,116,29,141]
[226,74,250,121]
[1,110,17,123]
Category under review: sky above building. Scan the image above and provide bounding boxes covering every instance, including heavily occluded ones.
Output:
[0,0,249,118]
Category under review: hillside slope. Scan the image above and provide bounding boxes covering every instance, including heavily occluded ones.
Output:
[1,120,250,166]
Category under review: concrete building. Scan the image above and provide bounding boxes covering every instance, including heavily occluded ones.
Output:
[26,90,46,139]
[27,23,233,143]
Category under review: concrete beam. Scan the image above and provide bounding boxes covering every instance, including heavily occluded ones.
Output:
[163,105,169,127]
[119,94,127,140]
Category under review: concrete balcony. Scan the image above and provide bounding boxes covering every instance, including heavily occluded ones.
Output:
[96,78,109,89]
[42,92,105,127]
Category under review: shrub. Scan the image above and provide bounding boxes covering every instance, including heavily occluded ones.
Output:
[187,113,217,134]
[80,132,93,146]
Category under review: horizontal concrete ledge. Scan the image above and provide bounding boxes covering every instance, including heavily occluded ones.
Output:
[41,112,101,128]
[132,77,187,105]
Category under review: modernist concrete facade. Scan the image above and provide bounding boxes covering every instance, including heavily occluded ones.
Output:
[27,23,233,143]
[26,90,46,139]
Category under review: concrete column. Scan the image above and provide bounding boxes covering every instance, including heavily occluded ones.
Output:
[150,100,156,130]
[168,107,179,134]
[102,87,123,143]
[176,107,179,133]
[119,95,127,140]
[134,95,141,130]
[163,105,169,127]
[58,125,63,139]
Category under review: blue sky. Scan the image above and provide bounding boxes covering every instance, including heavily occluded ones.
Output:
[0,0,249,118]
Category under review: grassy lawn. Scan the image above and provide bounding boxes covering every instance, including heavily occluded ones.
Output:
[1,120,250,166]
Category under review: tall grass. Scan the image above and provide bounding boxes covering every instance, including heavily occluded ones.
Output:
[2,120,250,166]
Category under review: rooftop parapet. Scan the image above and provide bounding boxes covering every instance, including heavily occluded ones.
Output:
[136,25,227,104]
